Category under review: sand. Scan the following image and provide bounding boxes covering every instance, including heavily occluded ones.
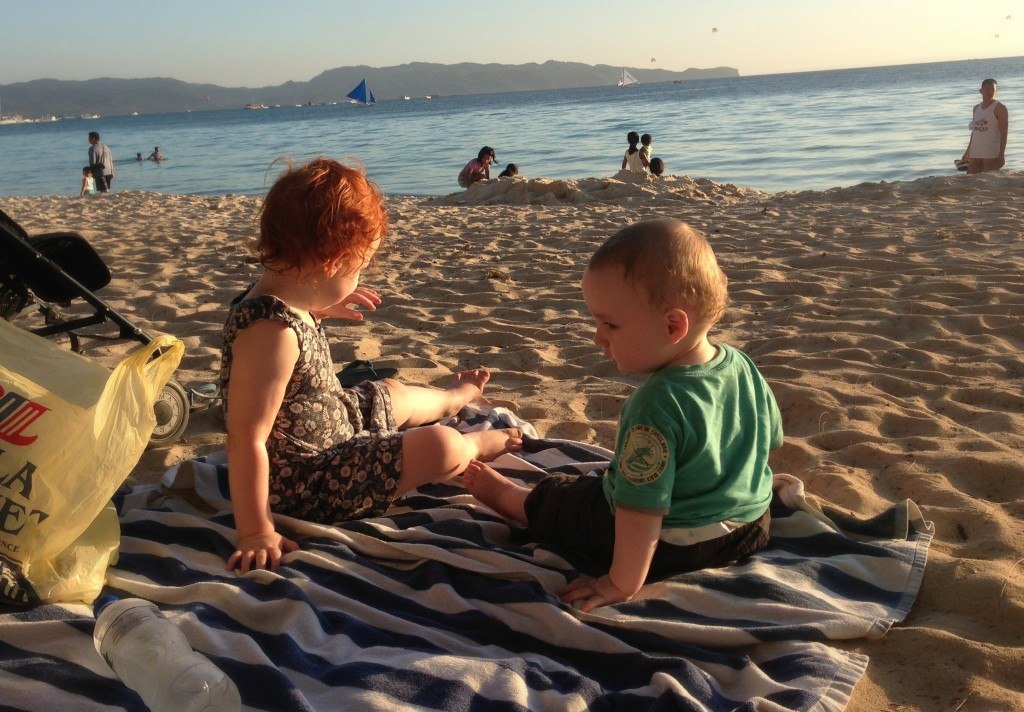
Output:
[2,170,1022,711]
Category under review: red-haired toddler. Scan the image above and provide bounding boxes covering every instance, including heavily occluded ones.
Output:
[220,157,522,573]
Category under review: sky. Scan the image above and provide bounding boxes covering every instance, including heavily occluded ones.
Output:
[1,0,1021,87]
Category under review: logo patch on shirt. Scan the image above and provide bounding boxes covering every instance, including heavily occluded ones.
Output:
[619,424,669,484]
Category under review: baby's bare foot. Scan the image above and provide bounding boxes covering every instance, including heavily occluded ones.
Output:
[445,369,492,414]
[464,458,529,523]
[464,427,523,463]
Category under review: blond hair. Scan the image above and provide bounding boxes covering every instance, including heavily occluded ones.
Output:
[588,219,728,325]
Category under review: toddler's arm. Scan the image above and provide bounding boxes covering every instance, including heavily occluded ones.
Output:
[559,508,662,612]
[225,320,300,572]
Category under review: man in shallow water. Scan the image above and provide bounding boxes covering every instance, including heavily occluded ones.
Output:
[87,131,115,192]
[961,78,1008,174]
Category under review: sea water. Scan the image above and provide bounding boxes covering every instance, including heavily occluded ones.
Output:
[1,56,1021,198]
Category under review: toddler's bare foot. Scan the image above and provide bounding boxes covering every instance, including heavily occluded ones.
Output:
[448,369,491,407]
[463,459,529,523]
[464,427,523,463]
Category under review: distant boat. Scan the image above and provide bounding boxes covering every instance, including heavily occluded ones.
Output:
[403,95,411,100]
[346,78,376,106]
[0,91,20,124]
[80,113,101,119]
[617,69,639,88]
[244,103,268,110]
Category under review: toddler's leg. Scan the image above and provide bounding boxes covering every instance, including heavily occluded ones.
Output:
[395,424,522,497]
[462,460,530,524]
[386,369,491,428]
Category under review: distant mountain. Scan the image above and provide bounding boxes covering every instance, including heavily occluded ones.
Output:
[0,61,738,118]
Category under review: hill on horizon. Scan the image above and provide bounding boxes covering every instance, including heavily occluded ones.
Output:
[0,60,738,118]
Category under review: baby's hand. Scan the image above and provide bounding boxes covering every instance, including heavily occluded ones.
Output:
[318,286,382,321]
[558,573,631,612]
[227,532,299,573]
[345,286,381,310]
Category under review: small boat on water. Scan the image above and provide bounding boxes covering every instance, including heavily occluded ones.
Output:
[245,103,268,110]
[617,69,639,88]
[346,79,376,106]
[403,96,411,100]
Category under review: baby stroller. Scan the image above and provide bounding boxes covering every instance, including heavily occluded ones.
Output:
[0,207,207,447]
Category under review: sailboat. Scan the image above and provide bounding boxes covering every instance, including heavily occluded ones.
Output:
[617,69,639,88]
[346,78,376,106]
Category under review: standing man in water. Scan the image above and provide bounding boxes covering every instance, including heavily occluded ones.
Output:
[961,78,1008,174]
[87,131,115,192]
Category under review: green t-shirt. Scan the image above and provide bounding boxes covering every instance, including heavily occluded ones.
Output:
[603,344,782,527]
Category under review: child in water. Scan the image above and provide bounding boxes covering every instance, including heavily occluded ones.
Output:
[79,166,97,196]
[639,133,654,169]
[465,219,781,611]
[220,157,523,572]
[621,131,645,173]
[498,163,519,178]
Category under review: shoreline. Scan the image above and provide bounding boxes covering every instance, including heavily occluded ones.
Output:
[0,173,994,203]
[1,165,1013,203]
[2,172,1022,710]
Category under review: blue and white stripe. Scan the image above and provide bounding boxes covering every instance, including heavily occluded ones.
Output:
[0,406,932,711]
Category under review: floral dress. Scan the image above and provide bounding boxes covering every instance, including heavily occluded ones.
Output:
[220,292,402,524]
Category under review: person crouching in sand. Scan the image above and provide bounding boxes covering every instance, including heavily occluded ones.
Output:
[221,157,523,573]
[464,218,782,611]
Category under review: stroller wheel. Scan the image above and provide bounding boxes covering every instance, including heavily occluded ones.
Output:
[149,379,190,447]
[0,279,30,321]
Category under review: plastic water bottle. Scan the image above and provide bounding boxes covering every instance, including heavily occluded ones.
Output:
[93,596,242,712]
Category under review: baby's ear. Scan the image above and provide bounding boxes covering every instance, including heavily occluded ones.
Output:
[665,308,689,343]
[323,256,347,277]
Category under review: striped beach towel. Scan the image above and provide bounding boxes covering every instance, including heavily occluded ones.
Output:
[0,406,932,711]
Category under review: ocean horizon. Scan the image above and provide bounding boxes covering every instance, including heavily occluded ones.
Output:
[1,55,1021,198]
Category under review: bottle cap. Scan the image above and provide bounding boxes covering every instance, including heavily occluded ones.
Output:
[93,594,118,618]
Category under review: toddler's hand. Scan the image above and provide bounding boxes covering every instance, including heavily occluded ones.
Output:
[558,574,632,612]
[227,532,299,573]
[320,286,382,321]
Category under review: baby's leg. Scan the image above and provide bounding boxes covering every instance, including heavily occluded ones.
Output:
[462,460,530,524]
[395,424,522,497]
[386,369,491,429]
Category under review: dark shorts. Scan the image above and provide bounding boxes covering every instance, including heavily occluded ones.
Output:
[523,473,770,579]
[91,168,108,191]
[269,381,403,525]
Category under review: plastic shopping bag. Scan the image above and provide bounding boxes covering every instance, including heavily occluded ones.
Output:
[0,319,183,604]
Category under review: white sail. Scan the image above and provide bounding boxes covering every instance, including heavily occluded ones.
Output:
[617,69,639,88]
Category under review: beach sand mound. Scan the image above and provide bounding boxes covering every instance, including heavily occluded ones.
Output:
[438,170,768,206]
[780,170,1024,204]
[2,172,1023,710]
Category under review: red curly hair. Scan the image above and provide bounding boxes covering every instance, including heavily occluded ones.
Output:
[256,157,387,276]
